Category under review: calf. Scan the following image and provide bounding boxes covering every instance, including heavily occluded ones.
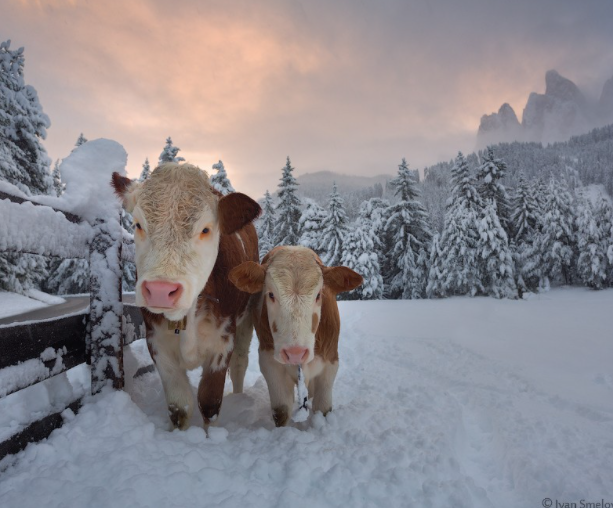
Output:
[229,246,362,426]
[111,163,260,429]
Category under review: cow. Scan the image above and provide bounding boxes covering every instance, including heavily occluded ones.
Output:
[229,246,362,427]
[111,163,260,429]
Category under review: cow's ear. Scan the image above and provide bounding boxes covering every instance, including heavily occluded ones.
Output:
[323,266,363,294]
[111,172,141,213]
[218,193,262,235]
[229,261,266,294]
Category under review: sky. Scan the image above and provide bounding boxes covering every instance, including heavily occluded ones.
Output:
[3,0,613,198]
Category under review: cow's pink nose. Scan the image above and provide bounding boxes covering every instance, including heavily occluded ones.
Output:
[142,281,183,308]
[281,346,309,365]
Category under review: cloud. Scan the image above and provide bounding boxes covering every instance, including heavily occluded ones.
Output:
[3,0,613,197]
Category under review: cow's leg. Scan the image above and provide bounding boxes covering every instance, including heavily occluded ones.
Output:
[153,334,194,430]
[312,361,339,416]
[259,349,294,427]
[198,354,230,426]
[229,311,253,393]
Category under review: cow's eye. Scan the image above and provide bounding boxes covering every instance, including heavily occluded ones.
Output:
[316,292,321,302]
[268,292,275,302]
[135,223,142,230]
[202,228,210,234]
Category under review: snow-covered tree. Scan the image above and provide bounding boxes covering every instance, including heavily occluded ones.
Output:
[510,172,540,243]
[52,159,63,197]
[531,176,576,289]
[210,160,235,195]
[319,182,349,267]
[384,159,432,299]
[0,40,52,294]
[75,133,87,147]
[427,152,482,297]
[256,190,276,260]
[0,40,52,195]
[576,197,608,289]
[46,258,89,294]
[158,136,185,165]
[340,222,383,300]
[477,200,516,298]
[299,199,327,254]
[476,147,511,235]
[274,157,302,246]
[139,158,151,182]
[120,208,136,291]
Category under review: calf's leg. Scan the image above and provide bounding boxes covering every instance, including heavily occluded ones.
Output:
[259,349,294,427]
[229,312,253,393]
[198,354,230,425]
[312,361,339,416]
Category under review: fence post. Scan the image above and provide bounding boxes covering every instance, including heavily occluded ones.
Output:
[89,213,124,394]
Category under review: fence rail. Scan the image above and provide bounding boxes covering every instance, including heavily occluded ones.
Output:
[0,189,143,461]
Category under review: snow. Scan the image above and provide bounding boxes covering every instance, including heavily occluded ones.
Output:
[1,289,612,508]
[25,289,65,305]
[0,290,49,319]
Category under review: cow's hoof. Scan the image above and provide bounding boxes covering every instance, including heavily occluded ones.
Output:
[272,406,289,427]
[168,404,189,430]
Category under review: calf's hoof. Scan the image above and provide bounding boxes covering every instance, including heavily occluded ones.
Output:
[272,406,289,427]
[168,404,190,430]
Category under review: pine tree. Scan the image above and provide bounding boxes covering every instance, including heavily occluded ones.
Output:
[384,159,432,299]
[358,197,390,264]
[340,222,383,300]
[0,40,52,294]
[299,199,327,255]
[120,208,136,291]
[532,176,576,289]
[46,258,89,294]
[75,133,88,147]
[256,190,276,260]
[427,152,482,297]
[139,158,151,182]
[52,159,63,197]
[274,157,302,246]
[158,137,185,165]
[476,147,511,235]
[576,197,608,289]
[210,160,235,195]
[319,182,349,267]
[477,200,517,298]
[510,172,539,243]
[0,40,52,195]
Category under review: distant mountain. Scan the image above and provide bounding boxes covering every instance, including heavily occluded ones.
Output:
[477,70,613,147]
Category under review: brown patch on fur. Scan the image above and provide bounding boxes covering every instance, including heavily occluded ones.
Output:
[312,312,319,334]
[218,192,261,235]
[314,286,340,363]
[168,403,189,430]
[111,172,132,198]
[197,359,229,424]
[272,321,278,333]
[221,334,230,343]
[254,295,275,351]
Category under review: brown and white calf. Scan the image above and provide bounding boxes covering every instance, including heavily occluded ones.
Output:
[111,163,260,429]
[229,246,362,426]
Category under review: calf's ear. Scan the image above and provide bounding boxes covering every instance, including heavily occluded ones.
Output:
[323,266,363,294]
[229,261,266,294]
[218,193,262,235]
[111,172,141,213]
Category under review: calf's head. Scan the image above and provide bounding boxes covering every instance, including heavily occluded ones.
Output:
[111,163,260,321]
[230,246,362,365]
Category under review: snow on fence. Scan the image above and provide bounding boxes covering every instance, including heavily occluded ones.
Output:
[0,182,144,460]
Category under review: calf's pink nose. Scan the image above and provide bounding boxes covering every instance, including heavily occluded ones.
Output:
[281,346,309,365]
[142,281,183,308]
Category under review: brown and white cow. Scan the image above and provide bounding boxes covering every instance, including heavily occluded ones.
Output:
[229,246,362,426]
[111,163,260,429]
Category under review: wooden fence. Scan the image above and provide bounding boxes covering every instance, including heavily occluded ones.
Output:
[0,190,144,460]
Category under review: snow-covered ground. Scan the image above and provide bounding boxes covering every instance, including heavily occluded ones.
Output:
[1,288,612,508]
[0,290,64,319]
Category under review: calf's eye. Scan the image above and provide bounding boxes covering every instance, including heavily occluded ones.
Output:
[316,292,321,302]
[268,292,275,302]
[135,223,142,230]
[202,227,210,234]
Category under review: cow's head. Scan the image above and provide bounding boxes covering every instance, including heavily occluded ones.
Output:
[111,163,260,321]
[229,246,362,365]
